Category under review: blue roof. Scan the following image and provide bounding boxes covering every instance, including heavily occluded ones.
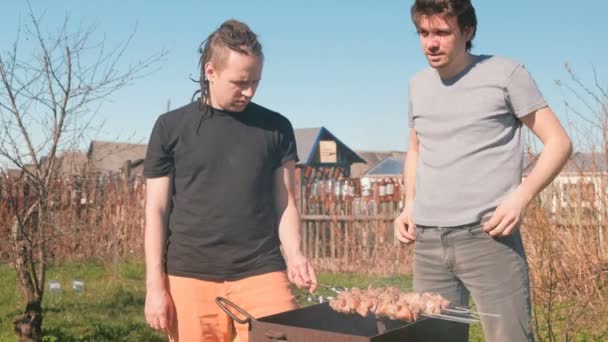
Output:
[365,156,404,176]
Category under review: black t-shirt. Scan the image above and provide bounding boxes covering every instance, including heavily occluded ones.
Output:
[143,101,299,280]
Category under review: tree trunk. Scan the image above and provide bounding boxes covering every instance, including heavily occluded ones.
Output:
[13,300,43,342]
[11,207,44,342]
[12,240,43,342]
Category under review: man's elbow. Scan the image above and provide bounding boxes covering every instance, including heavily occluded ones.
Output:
[566,139,573,159]
[547,130,573,159]
[561,133,573,159]
[145,203,169,221]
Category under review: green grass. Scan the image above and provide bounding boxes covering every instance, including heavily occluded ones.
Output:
[0,261,497,341]
[0,261,166,342]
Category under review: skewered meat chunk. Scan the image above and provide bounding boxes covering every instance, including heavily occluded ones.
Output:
[328,287,451,323]
[329,297,346,312]
[420,293,450,314]
[356,294,375,317]
[404,300,422,321]
[394,304,414,322]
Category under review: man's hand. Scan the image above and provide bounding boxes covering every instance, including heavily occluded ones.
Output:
[285,253,317,293]
[145,286,175,334]
[394,205,415,244]
[483,189,530,237]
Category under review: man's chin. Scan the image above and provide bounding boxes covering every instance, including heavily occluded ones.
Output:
[229,102,249,112]
[427,59,447,69]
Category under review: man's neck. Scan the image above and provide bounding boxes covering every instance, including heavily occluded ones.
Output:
[201,97,223,111]
[437,53,475,80]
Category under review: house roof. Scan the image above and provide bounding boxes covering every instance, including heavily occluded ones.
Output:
[524,151,607,176]
[85,127,363,174]
[87,140,147,173]
[2,168,24,179]
[294,127,366,166]
[565,152,607,173]
[57,150,88,176]
[294,128,320,165]
[350,150,406,178]
[359,150,605,179]
[364,155,405,177]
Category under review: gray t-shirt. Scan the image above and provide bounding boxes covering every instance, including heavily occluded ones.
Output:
[408,55,547,226]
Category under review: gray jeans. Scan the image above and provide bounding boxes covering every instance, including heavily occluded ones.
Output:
[413,221,533,342]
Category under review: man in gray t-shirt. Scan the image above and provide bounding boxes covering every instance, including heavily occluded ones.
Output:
[394,1,572,341]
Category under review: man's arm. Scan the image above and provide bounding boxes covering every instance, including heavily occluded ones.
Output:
[483,106,573,236]
[394,128,419,244]
[274,160,317,293]
[144,176,174,333]
[404,128,419,207]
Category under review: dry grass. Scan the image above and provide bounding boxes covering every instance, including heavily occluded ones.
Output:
[523,185,608,340]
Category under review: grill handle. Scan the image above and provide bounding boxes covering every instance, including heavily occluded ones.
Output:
[215,297,254,325]
[265,330,288,340]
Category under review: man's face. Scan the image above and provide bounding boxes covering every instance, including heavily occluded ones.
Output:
[206,48,262,112]
[416,14,472,71]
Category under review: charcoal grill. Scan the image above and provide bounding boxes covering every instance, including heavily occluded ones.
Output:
[216,297,469,341]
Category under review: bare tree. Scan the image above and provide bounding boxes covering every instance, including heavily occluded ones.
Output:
[523,63,608,340]
[557,63,608,254]
[0,5,165,341]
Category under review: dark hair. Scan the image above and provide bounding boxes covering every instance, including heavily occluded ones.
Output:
[191,19,263,132]
[411,0,477,51]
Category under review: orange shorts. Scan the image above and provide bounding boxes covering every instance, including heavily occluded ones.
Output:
[167,271,298,342]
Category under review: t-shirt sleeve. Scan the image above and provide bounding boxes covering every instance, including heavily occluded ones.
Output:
[143,116,175,178]
[407,84,415,128]
[505,64,547,118]
[276,118,299,168]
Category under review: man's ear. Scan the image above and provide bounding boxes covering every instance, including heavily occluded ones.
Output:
[204,61,215,82]
[464,26,475,41]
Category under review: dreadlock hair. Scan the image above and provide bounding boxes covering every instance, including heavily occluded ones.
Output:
[192,19,263,111]
[411,0,477,51]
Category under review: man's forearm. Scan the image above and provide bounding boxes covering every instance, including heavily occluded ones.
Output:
[404,149,419,207]
[278,204,303,259]
[518,137,572,203]
[145,209,168,290]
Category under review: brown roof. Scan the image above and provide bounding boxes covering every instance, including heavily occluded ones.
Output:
[57,150,88,176]
[523,151,607,177]
[2,168,24,179]
[87,140,147,173]
[564,152,607,173]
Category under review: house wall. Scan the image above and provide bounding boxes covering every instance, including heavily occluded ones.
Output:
[536,173,608,219]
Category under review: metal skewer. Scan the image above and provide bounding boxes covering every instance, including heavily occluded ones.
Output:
[445,307,502,318]
[307,282,347,293]
[421,313,479,324]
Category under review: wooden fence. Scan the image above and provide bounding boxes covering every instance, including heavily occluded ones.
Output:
[0,174,146,264]
[299,177,413,274]
[1,174,412,274]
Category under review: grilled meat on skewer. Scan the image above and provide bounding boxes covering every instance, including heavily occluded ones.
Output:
[329,287,451,322]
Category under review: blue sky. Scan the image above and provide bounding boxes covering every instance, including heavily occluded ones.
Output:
[1,1,607,152]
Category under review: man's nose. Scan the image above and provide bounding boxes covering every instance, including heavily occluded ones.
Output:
[424,35,439,50]
[242,86,254,98]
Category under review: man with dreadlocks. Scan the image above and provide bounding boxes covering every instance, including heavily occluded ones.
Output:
[142,19,316,341]
[394,0,572,341]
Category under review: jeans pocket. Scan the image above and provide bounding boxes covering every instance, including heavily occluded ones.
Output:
[466,225,488,238]
[414,225,425,242]
[467,224,517,247]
